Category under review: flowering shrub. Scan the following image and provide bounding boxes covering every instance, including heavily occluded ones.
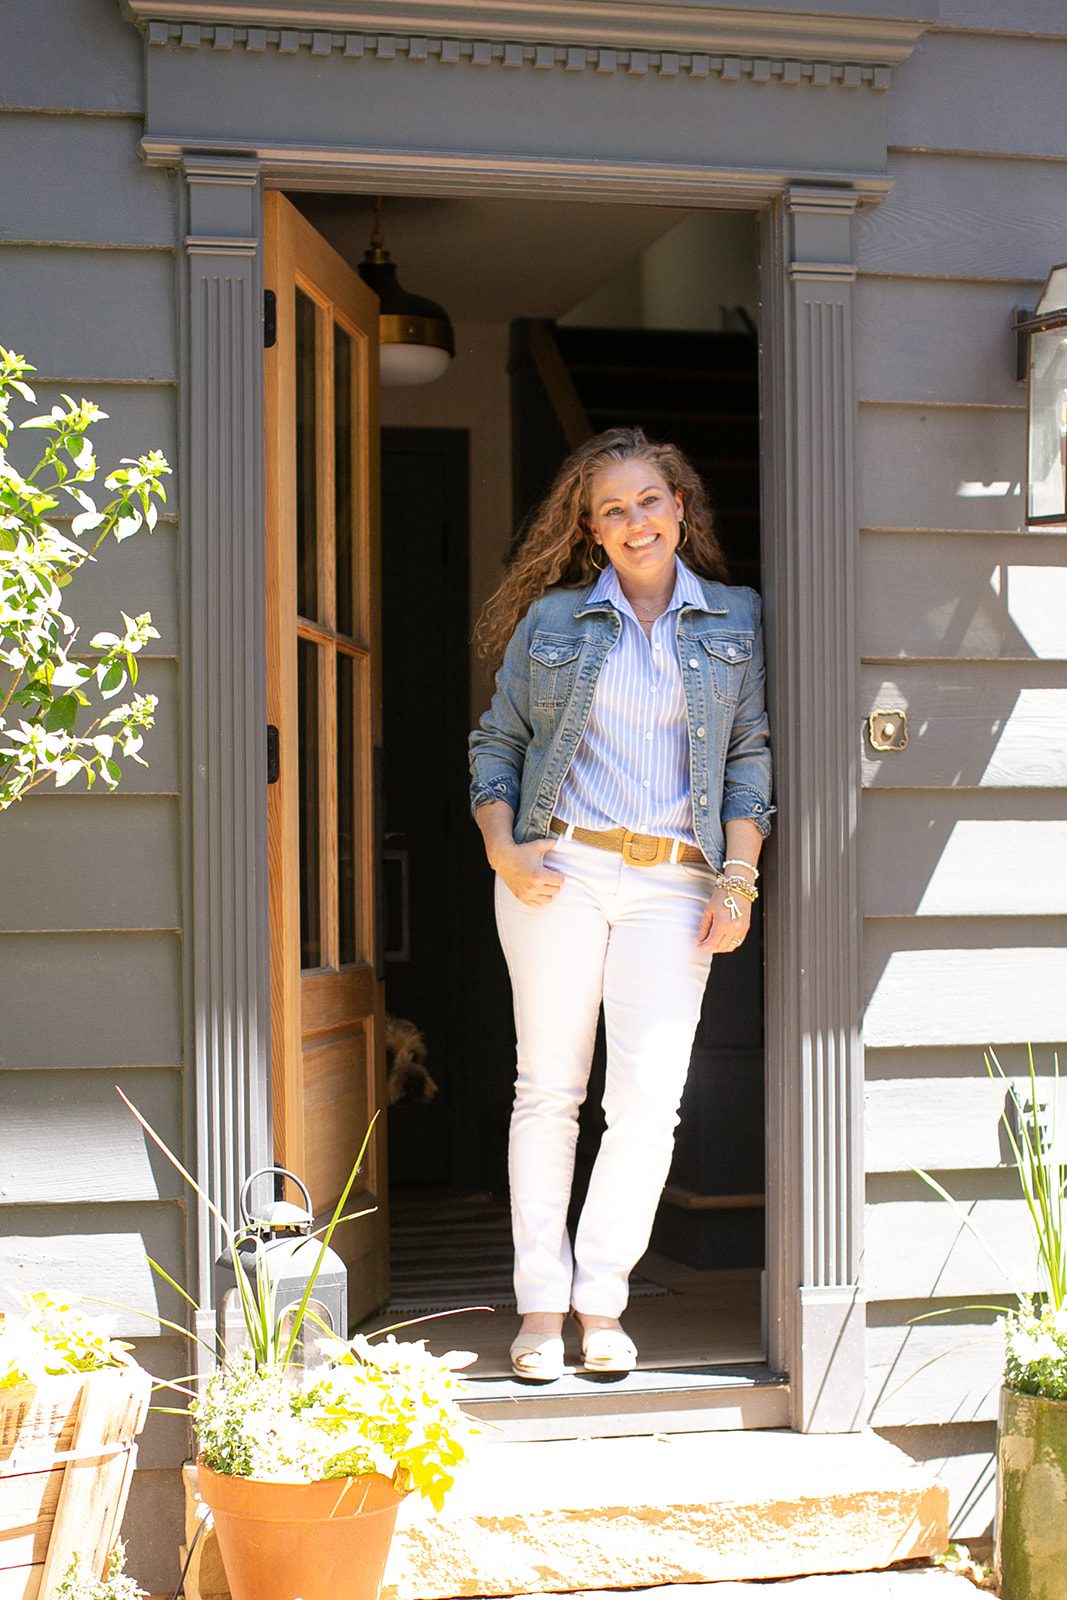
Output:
[0,1291,133,1389]
[193,1336,477,1509]
[0,345,169,807]
[56,1543,145,1600]
[1002,1298,1067,1402]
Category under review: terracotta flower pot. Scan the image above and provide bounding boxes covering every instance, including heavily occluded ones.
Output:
[996,1384,1067,1600]
[198,1459,406,1600]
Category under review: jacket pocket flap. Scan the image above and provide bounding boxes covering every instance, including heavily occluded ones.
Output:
[699,635,753,664]
[529,633,582,667]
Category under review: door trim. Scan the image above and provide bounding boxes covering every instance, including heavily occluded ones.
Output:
[179,152,869,1431]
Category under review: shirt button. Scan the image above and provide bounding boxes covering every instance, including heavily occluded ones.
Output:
[726,645,737,658]
[643,779,651,789]
[696,726,706,738]
[688,657,699,669]
[699,794,708,807]
[645,731,653,741]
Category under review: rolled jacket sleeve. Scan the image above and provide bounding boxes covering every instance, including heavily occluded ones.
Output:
[719,597,775,837]
[469,607,535,819]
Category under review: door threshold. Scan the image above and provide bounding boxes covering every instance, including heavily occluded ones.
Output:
[461,1361,789,1440]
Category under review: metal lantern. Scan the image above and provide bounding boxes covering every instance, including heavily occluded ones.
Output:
[211,1166,348,1368]
[1018,264,1067,527]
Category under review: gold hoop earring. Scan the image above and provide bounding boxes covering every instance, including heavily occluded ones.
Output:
[677,518,689,549]
[589,543,607,572]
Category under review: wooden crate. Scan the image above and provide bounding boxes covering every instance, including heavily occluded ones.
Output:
[0,1368,151,1600]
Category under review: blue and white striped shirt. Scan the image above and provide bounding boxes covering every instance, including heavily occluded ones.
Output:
[555,557,704,844]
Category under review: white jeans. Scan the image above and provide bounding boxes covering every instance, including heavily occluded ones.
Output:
[494,835,717,1317]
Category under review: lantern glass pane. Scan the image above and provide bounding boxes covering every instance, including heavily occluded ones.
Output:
[278,1298,335,1371]
[1028,326,1067,523]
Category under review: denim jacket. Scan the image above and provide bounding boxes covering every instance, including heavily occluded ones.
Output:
[469,575,774,869]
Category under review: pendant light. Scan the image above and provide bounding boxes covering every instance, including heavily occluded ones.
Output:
[357,196,455,386]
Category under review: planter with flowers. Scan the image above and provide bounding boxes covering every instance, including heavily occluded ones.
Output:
[0,1294,151,1600]
[121,1095,477,1600]
[915,1047,1067,1600]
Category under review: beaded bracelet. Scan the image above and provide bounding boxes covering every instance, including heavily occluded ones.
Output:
[723,858,759,879]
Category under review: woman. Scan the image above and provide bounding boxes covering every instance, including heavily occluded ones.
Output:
[469,427,773,1381]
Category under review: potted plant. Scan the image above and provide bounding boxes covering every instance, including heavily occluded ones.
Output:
[120,1094,477,1600]
[0,1292,152,1600]
[914,1047,1067,1600]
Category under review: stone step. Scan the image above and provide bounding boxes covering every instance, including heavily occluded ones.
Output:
[381,1431,949,1600]
[497,1578,979,1598]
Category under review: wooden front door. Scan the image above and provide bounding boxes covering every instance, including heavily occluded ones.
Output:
[264,191,388,1324]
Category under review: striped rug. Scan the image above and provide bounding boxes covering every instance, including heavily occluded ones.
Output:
[386,1192,670,1315]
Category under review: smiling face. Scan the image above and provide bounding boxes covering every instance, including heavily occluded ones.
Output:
[586,458,685,594]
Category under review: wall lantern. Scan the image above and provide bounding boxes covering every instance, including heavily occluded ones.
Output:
[212,1166,348,1367]
[357,196,455,387]
[1017,264,1067,527]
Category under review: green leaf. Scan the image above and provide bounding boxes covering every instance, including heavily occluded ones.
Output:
[44,694,78,734]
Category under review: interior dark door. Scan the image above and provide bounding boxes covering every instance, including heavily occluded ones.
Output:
[380,428,512,1191]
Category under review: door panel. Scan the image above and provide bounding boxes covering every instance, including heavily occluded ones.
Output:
[264,191,387,1324]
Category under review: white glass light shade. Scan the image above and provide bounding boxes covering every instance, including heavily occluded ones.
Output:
[1027,326,1067,524]
[380,342,453,386]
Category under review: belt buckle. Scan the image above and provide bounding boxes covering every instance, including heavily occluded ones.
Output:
[621,830,668,867]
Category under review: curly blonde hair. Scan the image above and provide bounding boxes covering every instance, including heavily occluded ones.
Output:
[475,427,729,666]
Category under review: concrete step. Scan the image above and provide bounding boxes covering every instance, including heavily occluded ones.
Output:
[381,1430,950,1600]
[497,1578,979,1598]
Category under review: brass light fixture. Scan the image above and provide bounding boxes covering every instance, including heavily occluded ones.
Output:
[357,196,455,386]
[1017,264,1067,527]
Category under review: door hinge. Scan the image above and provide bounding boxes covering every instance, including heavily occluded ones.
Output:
[266,724,280,784]
[263,289,277,350]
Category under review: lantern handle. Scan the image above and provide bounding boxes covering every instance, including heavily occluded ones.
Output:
[239,1165,313,1228]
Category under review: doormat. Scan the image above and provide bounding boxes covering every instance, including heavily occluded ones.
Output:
[384,1192,671,1315]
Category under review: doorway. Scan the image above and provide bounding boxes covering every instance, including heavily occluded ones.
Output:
[270,190,779,1420]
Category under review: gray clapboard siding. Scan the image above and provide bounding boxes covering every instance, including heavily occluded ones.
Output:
[889,32,1067,161]
[0,1201,185,1339]
[0,1067,182,1201]
[855,279,1033,409]
[865,1185,1039,1302]
[123,1467,185,1595]
[0,247,177,381]
[856,153,1067,281]
[0,931,181,1067]
[858,404,1026,534]
[0,115,177,247]
[865,1302,1003,1426]
[0,0,143,115]
[937,1,1067,36]
[876,1421,996,1539]
[864,918,1067,1048]
[860,663,1067,789]
[0,797,179,931]
[20,382,179,476]
[58,523,180,659]
[860,791,1067,917]
[860,530,1067,661]
[866,1043,1056,1082]
[132,1336,195,1471]
[866,1073,1067,1174]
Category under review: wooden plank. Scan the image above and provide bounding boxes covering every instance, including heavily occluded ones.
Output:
[865,1186,1040,1301]
[37,1368,151,1600]
[0,932,181,1068]
[889,33,1067,161]
[863,920,1067,1048]
[302,966,375,1037]
[856,279,1033,410]
[866,1073,1067,1174]
[875,1421,996,1542]
[0,800,179,933]
[860,790,1067,916]
[858,404,1027,535]
[860,530,1067,662]
[0,1070,182,1202]
[0,0,143,114]
[865,1304,1004,1426]
[860,662,1067,789]
[857,152,1067,281]
[0,1205,185,1339]
[0,117,176,248]
[0,249,176,383]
